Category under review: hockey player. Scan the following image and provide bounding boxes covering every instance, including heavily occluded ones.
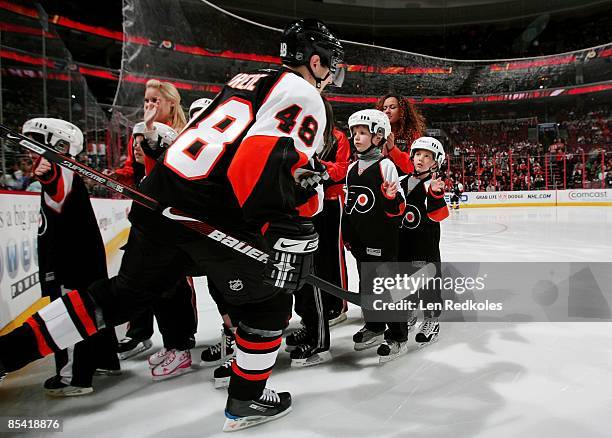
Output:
[342,109,408,363]
[0,18,343,431]
[450,180,464,210]
[23,118,120,395]
[398,137,449,347]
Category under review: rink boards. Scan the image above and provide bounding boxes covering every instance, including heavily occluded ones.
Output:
[447,188,612,208]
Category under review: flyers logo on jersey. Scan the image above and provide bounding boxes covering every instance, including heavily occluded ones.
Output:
[345,185,375,214]
[401,204,421,229]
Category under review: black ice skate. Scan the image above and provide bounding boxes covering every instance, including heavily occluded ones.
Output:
[201,325,235,367]
[213,357,234,389]
[223,388,292,432]
[290,344,332,368]
[43,375,93,397]
[416,317,440,346]
[353,326,384,351]
[117,337,152,360]
[284,327,311,352]
[377,340,409,363]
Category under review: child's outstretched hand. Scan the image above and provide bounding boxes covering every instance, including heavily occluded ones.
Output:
[385,132,396,153]
[383,180,398,198]
[430,172,445,193]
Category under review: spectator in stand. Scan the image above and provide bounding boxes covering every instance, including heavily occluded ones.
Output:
[376,94,426,175]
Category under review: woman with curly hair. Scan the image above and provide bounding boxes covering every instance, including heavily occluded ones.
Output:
[376,94,426,175]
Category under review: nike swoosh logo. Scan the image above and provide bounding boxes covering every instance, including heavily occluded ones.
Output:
[279,241,301,249]
[161,207,198,222]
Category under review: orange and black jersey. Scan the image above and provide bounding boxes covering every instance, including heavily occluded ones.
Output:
[342,157,405,261]
[36,161,107,294]
[397,174,449,262]
[131,68,326,241]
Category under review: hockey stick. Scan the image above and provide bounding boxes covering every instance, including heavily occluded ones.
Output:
[0,124,432,307]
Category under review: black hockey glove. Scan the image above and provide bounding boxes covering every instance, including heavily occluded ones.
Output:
[263,220,319,293]
[294,157,329,190]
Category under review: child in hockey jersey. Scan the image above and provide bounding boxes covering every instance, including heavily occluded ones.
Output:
[398,137,449,346]
[342,109,408,363]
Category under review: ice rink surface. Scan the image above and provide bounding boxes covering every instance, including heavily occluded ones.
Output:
[1,206,611,438]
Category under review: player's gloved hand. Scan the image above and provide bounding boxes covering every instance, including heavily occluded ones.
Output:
[294,156,329,190]
[263,220,319,293]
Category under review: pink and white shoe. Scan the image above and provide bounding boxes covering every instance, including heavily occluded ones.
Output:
[148,348,168,369]
[151,349,192,381]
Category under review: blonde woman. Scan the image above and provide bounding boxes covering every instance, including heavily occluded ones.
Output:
[113,79,187,183]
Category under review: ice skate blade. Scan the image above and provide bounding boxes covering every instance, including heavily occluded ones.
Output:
[417,334,440,349]
[118,339,152,360]
[328,312,347,328]
[353,334,384,351]
[45,386,94,397]
[290,351,332,368]
[378,348,409,364]
[223,406,292,432]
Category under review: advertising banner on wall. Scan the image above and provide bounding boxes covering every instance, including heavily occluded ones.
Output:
[0,192,42,331]
[0,192,132,332]
[557,189,612,206]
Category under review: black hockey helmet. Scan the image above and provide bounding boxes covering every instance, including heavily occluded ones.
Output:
[280,18,345,88]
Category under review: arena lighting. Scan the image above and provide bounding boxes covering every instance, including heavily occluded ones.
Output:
[3,46,612,104]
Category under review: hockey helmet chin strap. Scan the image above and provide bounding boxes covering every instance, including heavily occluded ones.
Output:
[412,162,439,178]
[307,63,332,89]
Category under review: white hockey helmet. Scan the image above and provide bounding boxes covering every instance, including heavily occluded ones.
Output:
[189,98,213,119]
[132,122,178,148]
[22,118,84,156]
[347,109,391,141]
[410,136,446,168]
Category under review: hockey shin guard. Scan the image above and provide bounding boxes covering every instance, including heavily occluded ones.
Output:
[229,323,283,400]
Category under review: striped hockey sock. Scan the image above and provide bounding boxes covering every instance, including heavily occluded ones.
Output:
[228,324,282,401]
[0,290,100,372]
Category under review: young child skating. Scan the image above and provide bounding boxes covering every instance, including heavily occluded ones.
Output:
[342,109,408,363]
[398,137,449,346]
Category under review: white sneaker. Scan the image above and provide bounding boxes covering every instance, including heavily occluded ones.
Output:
[151,349,192,381]
[148,348,168,369]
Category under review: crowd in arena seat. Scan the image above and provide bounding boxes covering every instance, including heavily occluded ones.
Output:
[438,108,612,192]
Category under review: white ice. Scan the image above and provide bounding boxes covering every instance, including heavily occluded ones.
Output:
[1,206,612,438]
